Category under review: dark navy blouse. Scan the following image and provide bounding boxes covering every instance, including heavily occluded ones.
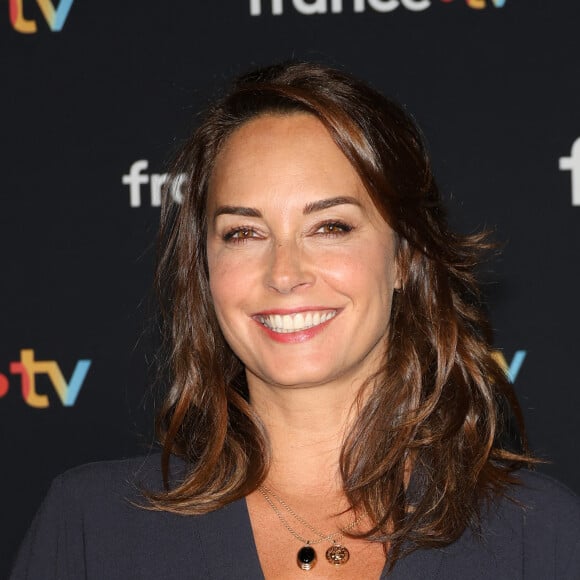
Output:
[10,455,580,579]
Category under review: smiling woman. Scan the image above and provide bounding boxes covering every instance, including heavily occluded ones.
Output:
[11,63,580,579]
[206,114,399,388]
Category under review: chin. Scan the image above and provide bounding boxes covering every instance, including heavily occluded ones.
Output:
[250,365,339,390]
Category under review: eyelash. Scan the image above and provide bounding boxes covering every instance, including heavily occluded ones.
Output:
[222,221,353,244]
[222,227,259,243]
[314,220,353,237]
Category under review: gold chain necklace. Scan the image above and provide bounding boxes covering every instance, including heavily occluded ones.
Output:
[258,485,363,571]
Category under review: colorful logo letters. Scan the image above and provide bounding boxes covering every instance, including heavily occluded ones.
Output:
[0,349,91,408]
[9,0,75,33]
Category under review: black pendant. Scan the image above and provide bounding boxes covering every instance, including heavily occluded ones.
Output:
[297,545,317,571]
[325,543,350,566]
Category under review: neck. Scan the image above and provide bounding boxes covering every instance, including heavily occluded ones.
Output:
[248,375,367,496]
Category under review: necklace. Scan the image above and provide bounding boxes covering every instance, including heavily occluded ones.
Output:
[258,485,363,571]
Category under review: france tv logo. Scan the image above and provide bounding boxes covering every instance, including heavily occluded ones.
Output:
[249,0,507,15]
[559,138,580,207]
[9,0,75,34]
[440,0,505,7]
[0,349,91,408]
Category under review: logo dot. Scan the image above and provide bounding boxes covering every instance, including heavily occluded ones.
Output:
[0,374,8,398]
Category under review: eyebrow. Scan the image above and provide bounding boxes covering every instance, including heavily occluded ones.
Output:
[213,196,361,222]
[302,196,361,215]
[213,205,262,221]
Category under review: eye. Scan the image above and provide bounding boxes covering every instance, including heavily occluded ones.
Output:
[223,227,259,243]
[314,221,353,236]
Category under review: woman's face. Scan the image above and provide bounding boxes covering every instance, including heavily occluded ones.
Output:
[206,113,400,392]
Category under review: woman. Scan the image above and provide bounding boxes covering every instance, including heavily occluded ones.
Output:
[12,62,580,579]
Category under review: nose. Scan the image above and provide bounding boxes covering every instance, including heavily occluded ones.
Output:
[266,240,314,294]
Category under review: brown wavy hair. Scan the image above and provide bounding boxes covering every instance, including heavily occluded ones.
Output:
[150,62,533,567]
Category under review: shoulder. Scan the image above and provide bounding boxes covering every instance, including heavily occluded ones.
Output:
[29,453,187,536]
[53,452,178,499]
[45,452,195,528]
[11,454,260,580]
[492,469,580,532]
[416,469,580,580]
[510,468,580,501]
[466,470,580,579]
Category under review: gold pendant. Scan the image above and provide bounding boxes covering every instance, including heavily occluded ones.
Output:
[325,543,350,565]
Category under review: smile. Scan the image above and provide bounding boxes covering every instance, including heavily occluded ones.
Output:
[255,310,337,334]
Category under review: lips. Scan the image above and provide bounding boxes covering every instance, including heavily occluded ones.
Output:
[254,309,338,334]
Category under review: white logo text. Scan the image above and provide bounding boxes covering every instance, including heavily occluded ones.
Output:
[122,160,186,208]
[559,138,580,207]
[250,0,431,16]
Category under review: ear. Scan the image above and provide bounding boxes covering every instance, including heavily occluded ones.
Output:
[391,232,408,292]
[393,257,402,290]
[393,250,403,291]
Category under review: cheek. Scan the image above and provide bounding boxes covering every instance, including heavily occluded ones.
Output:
[208,251,258,323]
[320,256,364,287]
[319,244,396,294]
[207,250,233,319]
[209,267,234,316]
[208,275,242,350]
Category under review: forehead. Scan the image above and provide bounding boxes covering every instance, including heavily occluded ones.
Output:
[207,113,371,210]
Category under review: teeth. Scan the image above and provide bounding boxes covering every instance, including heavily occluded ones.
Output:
[258,310,337,333]
[283,314,292,330]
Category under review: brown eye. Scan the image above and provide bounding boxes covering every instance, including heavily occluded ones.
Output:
[315,221,353,236]
[223,227,258,243]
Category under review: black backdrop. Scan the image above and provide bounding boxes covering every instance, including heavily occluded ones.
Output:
[2,1,579,574]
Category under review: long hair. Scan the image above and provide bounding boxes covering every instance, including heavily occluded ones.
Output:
[149,62,533,566]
